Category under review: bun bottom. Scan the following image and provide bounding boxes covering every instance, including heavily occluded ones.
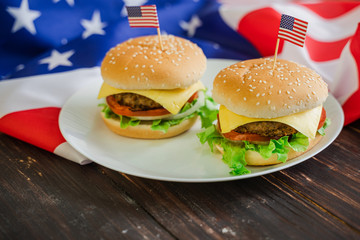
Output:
[100,112,198,139]
[215,134,322,166]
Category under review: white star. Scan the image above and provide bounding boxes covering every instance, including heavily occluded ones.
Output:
[53,0,75,7]
[81,10,107,39]
[6,0,41,35]
[121,0,148,16]
[179,15,202,37]
[39,50,75,71]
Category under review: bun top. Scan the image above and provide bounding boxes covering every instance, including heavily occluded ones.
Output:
[212,58,328,118]
[101,35,206,90]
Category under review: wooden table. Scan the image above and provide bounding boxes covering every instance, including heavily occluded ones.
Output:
[0,119,359,240]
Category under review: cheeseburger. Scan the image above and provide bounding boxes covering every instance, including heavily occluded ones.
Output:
[198,58,330,175]
[98,35,217,139]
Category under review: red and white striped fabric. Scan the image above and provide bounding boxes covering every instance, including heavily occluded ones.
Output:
[0,68,99,164]
[219,1,360,125]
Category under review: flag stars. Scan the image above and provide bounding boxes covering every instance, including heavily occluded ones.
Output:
[7,0,41,35]
[81,10,107,39]
[39,49,74,71]
[179,15,202,37]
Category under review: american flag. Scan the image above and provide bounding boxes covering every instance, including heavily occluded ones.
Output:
[0,1,359,164]
[278,14,308,47]
[126,5,159,28]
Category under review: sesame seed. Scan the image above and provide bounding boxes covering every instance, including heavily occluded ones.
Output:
[256,102,260,106]
[135,64,138,68]
[243,97,247,101]
[131,75,135,79]
[286,91,290,94]
[267,100,271,105]
[278,90,281,94]
[236,89,240,92]
[249,89,253,92]
[270,85,273,89]
[256,93,260,97]
[223,80,226,83]
[289,96,293,99]
[124,67,128,70]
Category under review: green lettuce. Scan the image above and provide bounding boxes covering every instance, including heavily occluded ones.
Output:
[197,120,330,176]
[98,90,218,133]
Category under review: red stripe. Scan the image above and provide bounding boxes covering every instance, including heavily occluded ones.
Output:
[305,36,350,62]
[294,18,308,25]
[279,29,306,40]
[279,36,304,47]
[300,2,360,19]
[278,31,305,43]
[342,23,360,125]
[0,107,65,152]
[237,7,283,57]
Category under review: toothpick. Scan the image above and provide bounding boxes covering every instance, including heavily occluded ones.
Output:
[273,38,280,71]
[157,27,164,51]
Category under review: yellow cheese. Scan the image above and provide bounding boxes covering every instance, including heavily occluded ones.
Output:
[218,105,323,139]
[97,81,205,115]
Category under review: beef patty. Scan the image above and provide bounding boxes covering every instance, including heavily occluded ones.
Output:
[110,93,162,111]
[234,121,297,138]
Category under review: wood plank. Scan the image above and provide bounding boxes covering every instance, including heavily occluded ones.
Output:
[269,120,360,231]
[0,134,174,239]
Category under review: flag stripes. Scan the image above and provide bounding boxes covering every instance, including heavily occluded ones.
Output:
[126,5,159,28]
[278,14,308,47]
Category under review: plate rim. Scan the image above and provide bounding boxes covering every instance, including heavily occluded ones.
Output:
[59,59,345,182]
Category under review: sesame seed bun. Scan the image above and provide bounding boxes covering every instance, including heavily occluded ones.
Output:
[212,58,328,118]
[101,35,207,90]
[215,134,323,166]
[100,112,198,139]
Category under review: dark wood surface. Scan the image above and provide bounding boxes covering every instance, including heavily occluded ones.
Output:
[0,120,359,240]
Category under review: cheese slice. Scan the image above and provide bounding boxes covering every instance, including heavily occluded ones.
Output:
[218,105,323,139]
[97,81,205,115]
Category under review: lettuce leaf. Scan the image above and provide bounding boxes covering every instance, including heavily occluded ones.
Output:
[197,94,218,128]
[317,118,331,136]
[197,124,320,175]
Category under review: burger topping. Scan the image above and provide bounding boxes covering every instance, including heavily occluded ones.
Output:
[233,121,297,138]
[112,93,163,111]
[221,107,326,142]
[106,91,201,119]
[98,81,205,115]
[218,104,323,139]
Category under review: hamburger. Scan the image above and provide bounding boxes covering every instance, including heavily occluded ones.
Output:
[98,35,217,139]
[198,58,330,175]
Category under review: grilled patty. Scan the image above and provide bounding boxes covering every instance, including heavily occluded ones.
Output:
[112,93,162,111]
[234,121,298,138]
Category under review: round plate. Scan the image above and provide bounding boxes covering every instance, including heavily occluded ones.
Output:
[59,59,344,182]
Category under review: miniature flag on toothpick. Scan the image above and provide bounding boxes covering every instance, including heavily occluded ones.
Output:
[126,5,163,50]
[273,14,308,69]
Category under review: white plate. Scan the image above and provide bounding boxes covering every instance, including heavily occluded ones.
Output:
[59,59,344,182]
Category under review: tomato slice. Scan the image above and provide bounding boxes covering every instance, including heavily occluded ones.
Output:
[106,92,199,117]
[317,107,326,129]
[222,131,272,142]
